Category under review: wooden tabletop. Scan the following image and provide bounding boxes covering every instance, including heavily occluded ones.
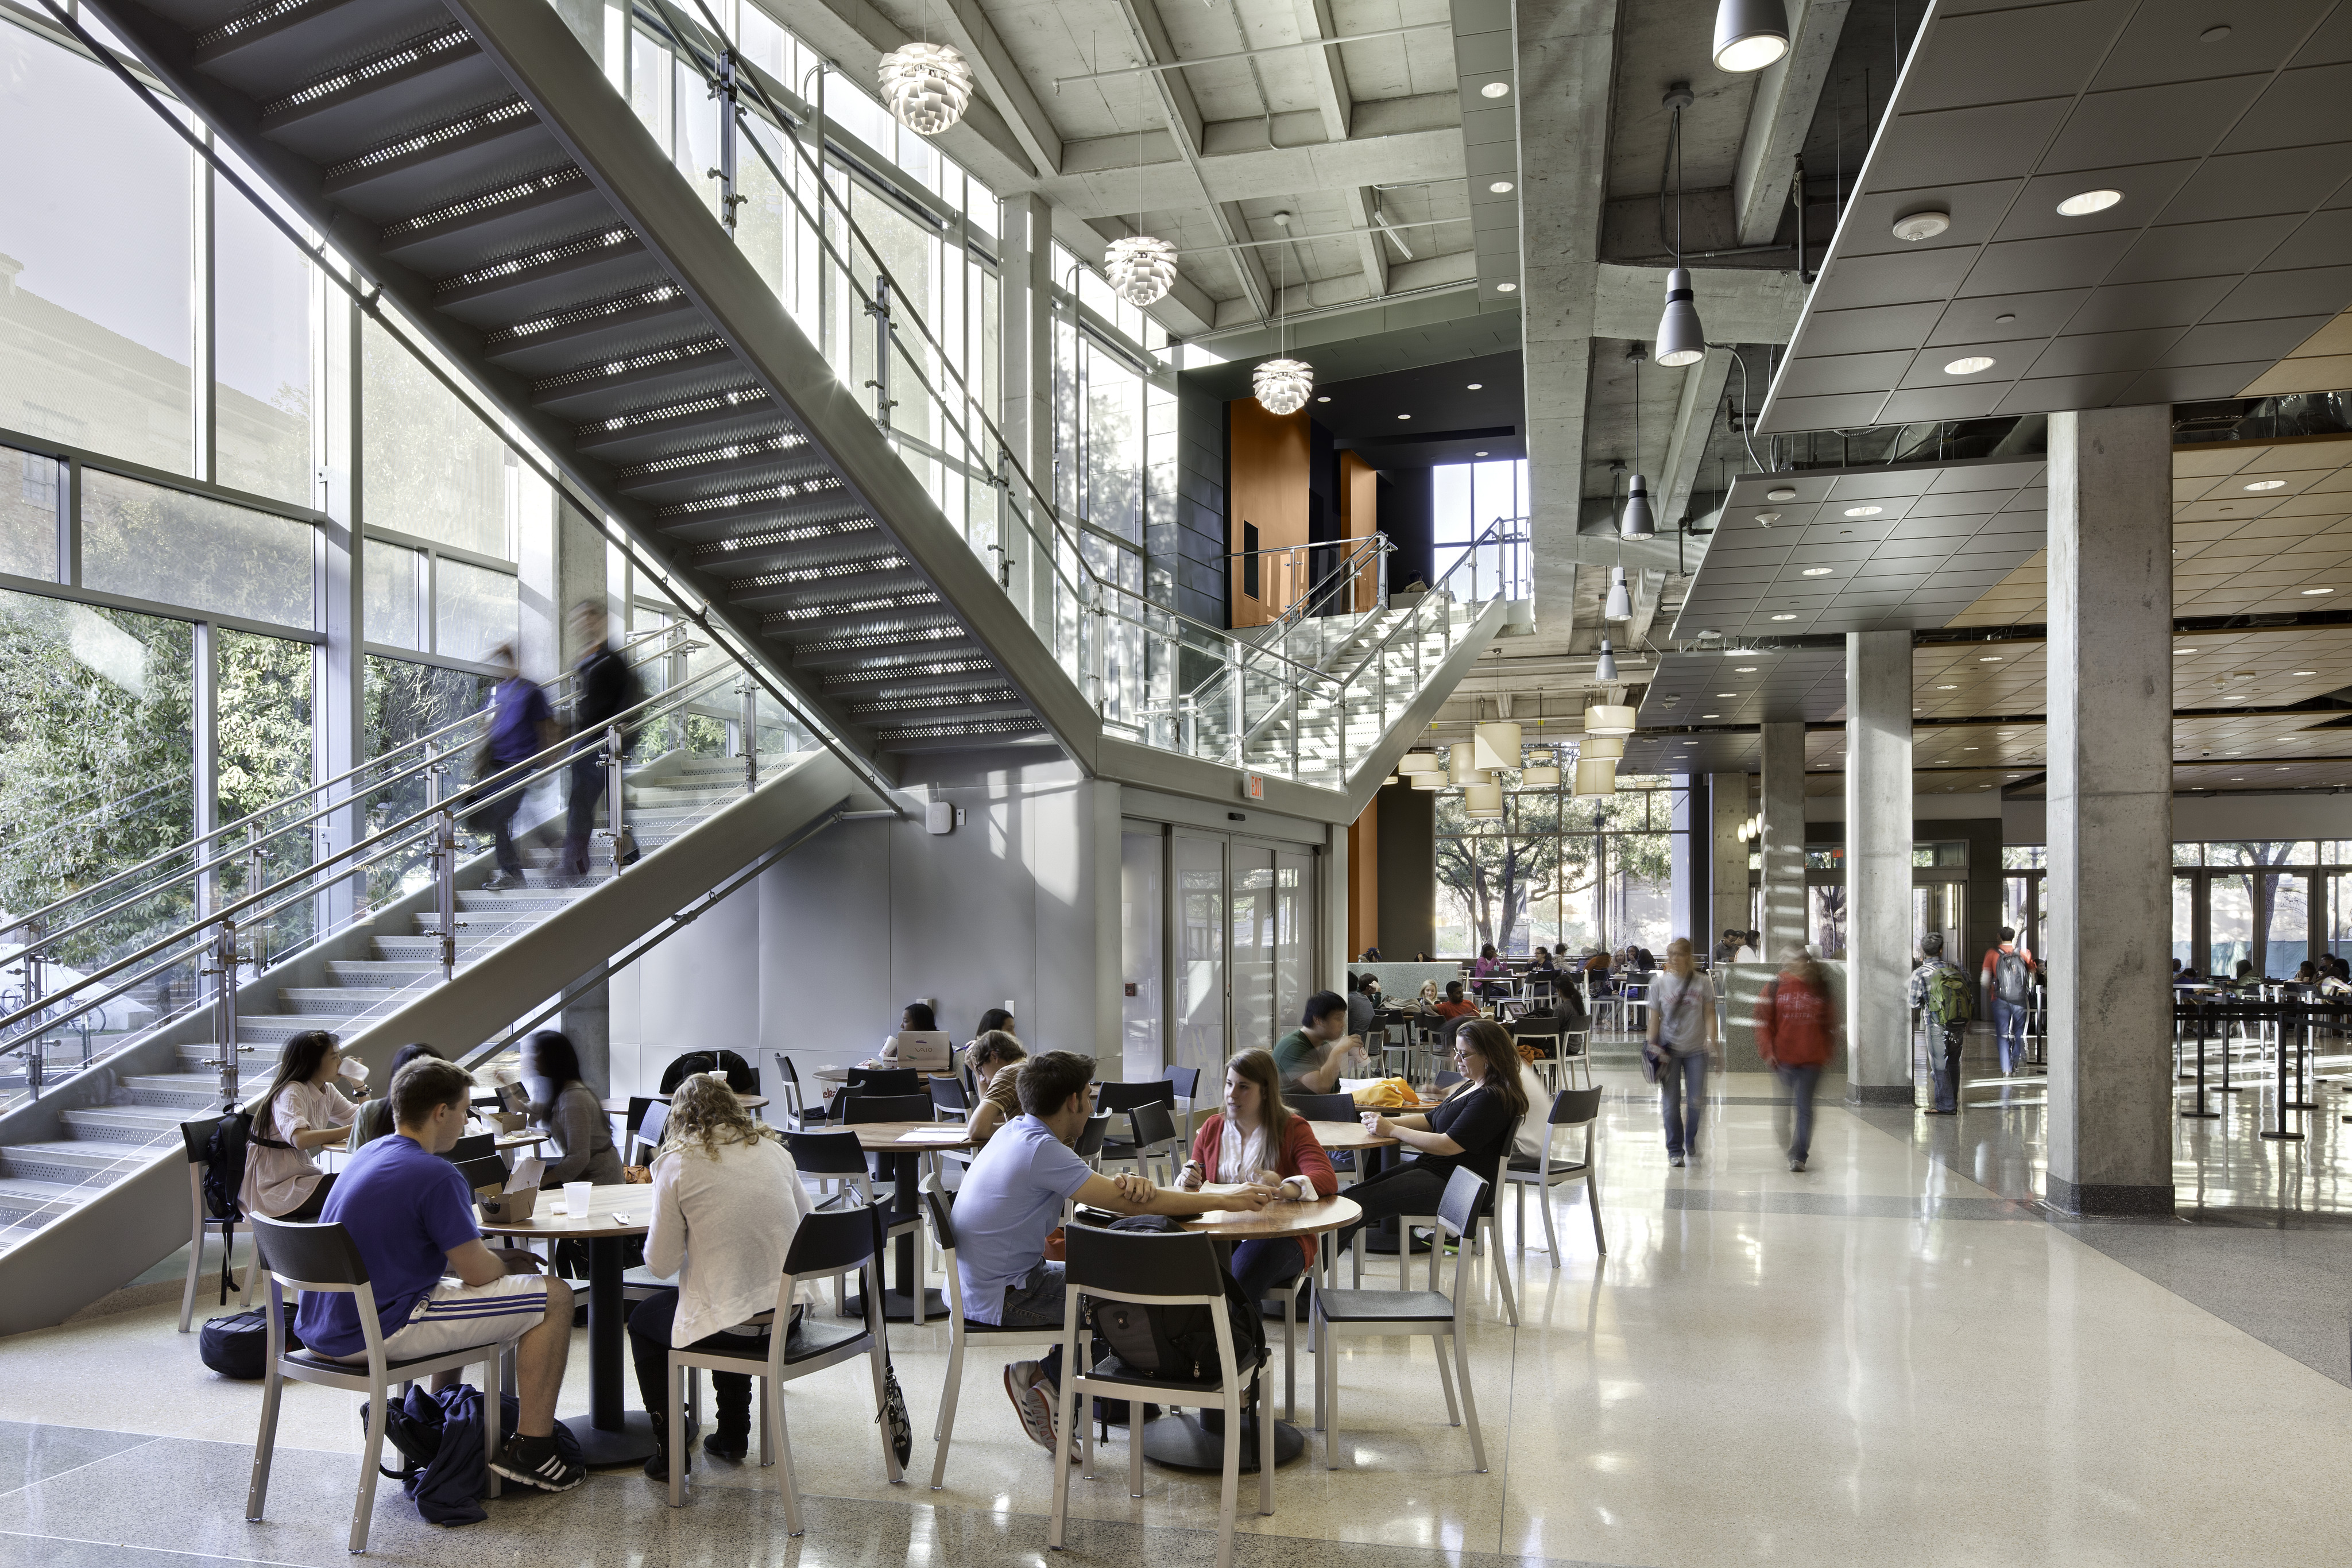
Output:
[1182,1190,1361,1239]
[475,1182,649,1239]
[601,1093,769,1112]
[1307,1118,1402,1152]
[843,1119,976,1152]
[494,1130,548,1151]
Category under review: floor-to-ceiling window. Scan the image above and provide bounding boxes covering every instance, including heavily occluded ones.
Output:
[1434,773,1688,957]
[2022,841,2349,978]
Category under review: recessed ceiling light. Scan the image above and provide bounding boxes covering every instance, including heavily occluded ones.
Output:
[2304,587,2336,595]
[2056,189,2123,217]
[1891,210,1951,242]
[1843,505,1882,517]
[1766,487,1797,502]
[1397,413,1412,420]
[1963,746,1979,751]
[1481,81,1510,98]
[2173,646,2193,654]
[1474,450,1488,456]
[1994,312,2017,324]
[1754,511,1781,524]
[2277,766,2291,771]
[2292,670,2318,676]
[1734,666,1758,672]
[1979,655,2003,662]
[1944,355,1997,375]
[1467,382,1483,390]
[1715,692,1737,698]
[1935,684,1958,691]
[1801,567,1833,576]
[1489,181,1514,194]
[1495,281,1516,292]
[2230,776,2246,781]
[2202,24,2231,41]
[1703,713,1720,718]
[1770,613,1797,621]
[2223,694,2246,702]
[2245,479,2287,491]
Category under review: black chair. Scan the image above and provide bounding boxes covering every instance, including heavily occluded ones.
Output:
[928,1075,970,1118]
[788,1129,924,1319]
[1073,1111,1112,1167]
[920,1179,1066,1490]
[1047,1225,1272,1568]
[179,1116,247,1332]
[1113,1101,1181,1186]
[1094,1078,1176,1167]
[452,1155,510,1194]
[244,1217,514,1552]
[846,1066,921,1096]
[442,1132,495,1164]
[843,1093,935,1125]
[663,1203,902,1524]
[771,1052,811,1128]
[1289,1093,1360,1176]
[631,1098,670,1166]
[1314,1168,1489,1474]
[1506,1087,1606,1263]
[617,1094,656,1148]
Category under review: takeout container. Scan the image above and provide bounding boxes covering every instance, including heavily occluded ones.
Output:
[478,1186,537,1224]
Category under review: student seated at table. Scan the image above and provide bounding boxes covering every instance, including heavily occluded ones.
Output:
[298,1058,583,1494]
[628,1073,813,1479]
[1346,973,1378,1037]
[242,1030,365,1220]
[1272,990,1370,1095]
[960,1051,1275,1456]
[880,1001,954,1073]
[353,1043,447,1147]
[964,1029,1028,1146]
[1333,1020,1527,1260]
[1432,980,1481,1023]
[1175,1049,1336,1304]
[523,1029,624,1186]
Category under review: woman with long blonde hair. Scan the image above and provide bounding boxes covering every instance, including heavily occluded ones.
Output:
[628,1074,811,1478]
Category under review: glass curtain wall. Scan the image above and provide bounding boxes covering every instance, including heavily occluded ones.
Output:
[1434,775,1688,957]
[2022,841,2350,977]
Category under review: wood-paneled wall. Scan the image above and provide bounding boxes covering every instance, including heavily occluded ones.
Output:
[1227,398,1311,626]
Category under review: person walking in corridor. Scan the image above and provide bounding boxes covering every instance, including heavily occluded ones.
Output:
[1911,933,1972,1114]
[1756,947,1837,1172]
[1646,937,1716,1167]
[1981,927,2037,1075]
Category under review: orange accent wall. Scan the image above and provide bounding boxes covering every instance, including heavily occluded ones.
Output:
[1339,450,1379,611]
[1227,398,1312,627]
[1348,794,1379,959]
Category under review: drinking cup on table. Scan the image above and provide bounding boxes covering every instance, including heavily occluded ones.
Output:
[563,1181,594,1218]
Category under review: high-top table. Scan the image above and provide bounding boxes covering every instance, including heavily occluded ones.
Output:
[1136,1191,1363,1473]
[476,1183,653,1468]
[845,1120,975,1321]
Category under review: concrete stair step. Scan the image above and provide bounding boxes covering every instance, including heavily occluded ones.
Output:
[0,1174,89,1222]
[58,1106,189,1141]
[454,888,595,912]
[1,1140,152,1180]
[278,988,396,1013]
[326,961,437,984]
[117,1072,221,1108]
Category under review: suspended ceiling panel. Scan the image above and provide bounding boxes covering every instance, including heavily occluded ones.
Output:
[1668,456,2047,640]
[1755,0,2352,435]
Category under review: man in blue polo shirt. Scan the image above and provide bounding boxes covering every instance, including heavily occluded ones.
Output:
[954,1050,1275,1455]
[297,1058,583,1493]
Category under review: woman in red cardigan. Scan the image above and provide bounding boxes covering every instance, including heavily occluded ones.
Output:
[1175,1048,1338,1303]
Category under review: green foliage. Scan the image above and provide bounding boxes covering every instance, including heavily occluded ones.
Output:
[1435,781,1680,955]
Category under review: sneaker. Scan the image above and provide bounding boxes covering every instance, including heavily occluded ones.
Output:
[1667,1153,1685,1168]
[1789,1156,1806,1172]
[482,870,524,891]
[490,1433,585,1493]
[1004,1361,1055,1453]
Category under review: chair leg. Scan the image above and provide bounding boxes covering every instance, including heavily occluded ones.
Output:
[1320,1319,1340,1466]
[1282,1285,1297,1422]
[1488,1220,1519,1327]
[1431,1330,1462,1426]
[1453,1323,1487,1473]
[244,1361,284,1523]
[1351,1229,1363,1290]
[772,1387,806,1538]
[1512,1183,1527,1254]
[1048,1365,1082,1549]
[1255,1370,1274,1517]
[1587,1174,1608,1256]
[929,1329,964,1490]
[482,1351,503,1501]
[1214,1380,1240,1568]
[668,1358,687,1507]
[179,1190,204,1334]
[350,1369,389,1554]
[1128,1388,1145,1498]
[759,1373,775,1468]
[1541,1180,1562,1265]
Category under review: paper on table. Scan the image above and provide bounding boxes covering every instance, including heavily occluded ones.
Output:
[899,1125,970,1141]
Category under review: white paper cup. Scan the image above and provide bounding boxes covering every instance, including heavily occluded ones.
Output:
[563,1181,594,1218]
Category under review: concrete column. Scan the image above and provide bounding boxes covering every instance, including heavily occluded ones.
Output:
[1709,771,1748,946]
[1845,630,1914,1104]
[998,192,1056,626]
[1758,723,1805,963]
[2046,405,2174,1215]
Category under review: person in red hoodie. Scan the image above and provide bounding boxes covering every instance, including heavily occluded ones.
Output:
[1175,1048,1338,1303]
[1755,946,1839,1173]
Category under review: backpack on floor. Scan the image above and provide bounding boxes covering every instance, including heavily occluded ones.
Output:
[198,1301,300,1380]
[1924,965,1974,1027]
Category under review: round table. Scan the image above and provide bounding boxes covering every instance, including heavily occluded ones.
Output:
[845,1120,976,1322]
[476,1183,655,1468]
[1139,1191,1363,1474]
[601,1093,769,1112]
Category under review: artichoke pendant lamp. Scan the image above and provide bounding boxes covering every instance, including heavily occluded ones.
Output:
[1255,212,1314,415]
[1654,91,1708,368]
[1103,122,1175,308]
[878,41,973,134]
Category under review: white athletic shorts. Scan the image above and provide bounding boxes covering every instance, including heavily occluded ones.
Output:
[336,1273,549,1364]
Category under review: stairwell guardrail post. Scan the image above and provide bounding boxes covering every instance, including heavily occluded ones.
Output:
[866,275,895,435]
[434,808,458,984]
[212,919,241,1110]
[737,679,757,794]
[707,48,745,238]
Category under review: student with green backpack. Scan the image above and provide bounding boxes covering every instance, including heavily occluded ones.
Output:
[1909,932,1972,1114]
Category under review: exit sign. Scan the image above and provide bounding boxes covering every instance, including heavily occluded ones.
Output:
[1240,773,1266,800]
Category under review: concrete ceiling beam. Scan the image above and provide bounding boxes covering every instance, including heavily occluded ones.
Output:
[1730,0,1851,246]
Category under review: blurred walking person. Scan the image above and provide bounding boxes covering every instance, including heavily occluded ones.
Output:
[1756,947,1837,1172]
[1910,933,1972,1114]
[562,599,641,878]
[1645,938,1717,1167]
[475,644,556,891]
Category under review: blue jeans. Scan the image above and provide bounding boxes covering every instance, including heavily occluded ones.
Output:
[1658,1048,1707,1157]
[993,1260,1069,1388]
[1993,997,2028,1074]
[1929,1022,1966,1112]
[1231,1238,1305,1307]
[1778,1064,1821,1162]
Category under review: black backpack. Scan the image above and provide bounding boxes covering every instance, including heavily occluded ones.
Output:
[198,1301,301,1380]
[1085,1219,1268,1385]
[659,1050,757,1095]
[1995,949,2033,1005]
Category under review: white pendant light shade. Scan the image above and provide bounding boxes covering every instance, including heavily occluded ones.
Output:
[1254,357,1314,416]
[1573,757,1618,797]
[1398,749,1445,774]
[1595,638,1620,683]
[1713,0,1790,72]
[1104,234,1179,308]
[1655,266,1706,367]
[1472,720,1523,772]
[877,41,975,134]
[1519,762,1561,787]
[1382,775,1399,786]
[1619,475,1655,539]
[1580,734,1626,761]
[1411,771,1446,790]
[1464,780,1505,817]
[1584,703,1637,737]
[1604,565,1632,621]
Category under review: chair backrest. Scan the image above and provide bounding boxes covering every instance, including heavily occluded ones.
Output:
[1093,1078,1175,1115]
[846,1066,921,1095]
[454,1155,509,1193]
[250,1214,369,1289]
[1165,1064,1201,1100]
[783,1200,883,1276]
[635,1098,670,1158]
[1073,1111,1112,1161]
[1293,1090,1358,1122]
[1130,1101,1177,1149]
[622,1094,655,1142]
[1549,1086,1603,1126]
[1063,1223,1224,1300]
[1434,1166,1490,1242]
[772,1052,802,1090]
[922,1184,958,1253]
[929,1075,969,1116]
[443,1132,494,1164]
[787,1128,871,1177]
[1435,1068,1466,1090]
[846,1092,934,1124]
[180,1116,216,1165]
